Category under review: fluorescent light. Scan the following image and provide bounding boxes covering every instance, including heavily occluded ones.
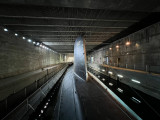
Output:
[131,79,141,84]
[4,28,8,32]
[33,41,36,44]
[116,45,119,48]
[126,41,131,46]
[36,42,40,46]
[41,110,43,113]
[108,71,113,75]
[102,69,105,72]
[117,88,123,93]
[117,74,123,78]
[28,39,32,42]
[22,37,26,40]
[102,78,105,81]
[131,97,141,104]
[109,83,113,86]
[15,33,18,36]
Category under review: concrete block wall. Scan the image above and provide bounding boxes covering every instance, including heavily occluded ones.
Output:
[0,27,65,79]
[88,22,160,73]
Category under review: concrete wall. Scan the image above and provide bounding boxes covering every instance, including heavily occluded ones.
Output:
[65,53,74,62]
[0,27,65,79]
[88,22,160,73]
[87,22,160,99]
[0,64,66,100]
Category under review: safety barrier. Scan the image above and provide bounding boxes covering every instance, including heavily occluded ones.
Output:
[0,64,67,120]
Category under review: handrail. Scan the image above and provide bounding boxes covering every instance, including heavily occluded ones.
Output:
[102,64,160,77]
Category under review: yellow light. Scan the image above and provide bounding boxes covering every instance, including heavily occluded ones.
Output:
[116,45,119,48]
[109,48,112,50]
[126,41,130,46]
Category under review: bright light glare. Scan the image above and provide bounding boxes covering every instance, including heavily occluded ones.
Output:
[22,37,26,40]
[36,42,40,46]
[131,97,141,104]
[108,71,113,75]
[117,74,123,78]
[4,28,8,32]
[117,88,123,93]
[15,33,18,36]
[102,69,105,72]
[126,41,130,46]
[44,106,47,109]
[116,45,119,48]
[41,110,43,113]
[28,39,32,42]
[109,83,113,86]
[131,79,141,84]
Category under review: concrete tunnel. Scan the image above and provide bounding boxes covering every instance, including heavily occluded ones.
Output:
[0,0,160,120]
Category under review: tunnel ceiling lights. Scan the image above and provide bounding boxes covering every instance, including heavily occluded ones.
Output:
[108,71,113,75]
[131,97,141,104]
[126,41,131,46]
[33,42,40,46]
[32,41,54,52]
[2,27,56,53]
[116,45,119,48]
[117,74,123,78]
[4,28,8,32]
[109,83,113,86]
[117,88,123,93]
[131,79,141,84]
[28,39,32,42]
[36,42,40,46]
[15,33,18,36]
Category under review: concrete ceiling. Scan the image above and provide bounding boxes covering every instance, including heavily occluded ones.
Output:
[0,1,160,53]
